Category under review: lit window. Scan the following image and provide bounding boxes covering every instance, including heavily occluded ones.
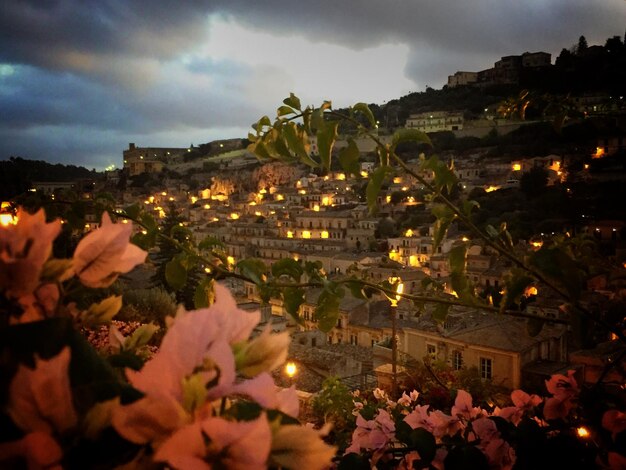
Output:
[480,358,492,379]
[453,351,463,370]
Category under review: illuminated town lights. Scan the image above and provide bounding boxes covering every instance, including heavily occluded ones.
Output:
[313,204,320,212]
[593,147,605,159]
[230,213,239,220]
[190,196,197,204]
[512,163,522,171]
[298,189,306,194]
[393,177,402,184]
[227,256,235,266]
[576,427,590,439]
[524,286,538,296]
[302,231,311,239]
[462,236,469,242]
[336,173,346,181]
[321,231,329,239]
[254,211,262,217]
[275,194,284,201]
[148,196,155,203]
[169,197,175,201]
[485,185,500,192]
[360,170,368,178]
[204,204,210,209]
[161,192,167,196]
[405,229,414,237]
[322,196,331,206]
[287,231,294,238]
[386,195,392,203]
[0,202,16,226]
[401,186,408,191]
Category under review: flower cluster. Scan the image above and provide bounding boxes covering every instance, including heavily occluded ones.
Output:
[0,207,336,469]
[341,379,624,469]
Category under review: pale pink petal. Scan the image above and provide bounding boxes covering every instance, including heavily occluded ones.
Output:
[0,208,61,298]
[543,397,569,421]
[153,422,208,469]
[73,211,146,288]
[212,283,260,343]
[112,393,189,445]
[602,409,626,438]
[0,431,63,469]
[404,405,432,431]
[7,347,77,433]
[201,414,271,470]
[275,385,300,418]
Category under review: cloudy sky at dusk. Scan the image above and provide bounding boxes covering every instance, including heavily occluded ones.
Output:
[1,1,624,170]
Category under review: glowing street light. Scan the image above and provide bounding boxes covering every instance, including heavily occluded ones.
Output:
[385,277,404,398]
[285,362,297,378]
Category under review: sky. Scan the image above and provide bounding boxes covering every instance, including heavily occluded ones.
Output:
[1,1,624,170]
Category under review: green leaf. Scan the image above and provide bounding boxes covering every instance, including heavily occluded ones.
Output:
[82,295,123,327]
[182,373,207,413]
[366,166,390,214]
[485,224,499,239]
[353,102,376,127]
[139,212,158,233]
[194,278,215,309]
[345,279,367,299]
[461,199,480,217]
[391,128,432,149]
[448,244,467,274]
[315,288,341,333]
[283,122,317,168]
[198,236,224,251]
[282,286,305,319]
[338,138,361,177]
[431,204,455,251]
[124,323,159,351]
[123,203,141,220]
[316,120,339,171]
[277,105,296,117]
[82,398,119,439]
[283,93,302,111]
[271,258,303,282]
[165,258,187,291]
[40,258,74,283]
[237,258,268,285]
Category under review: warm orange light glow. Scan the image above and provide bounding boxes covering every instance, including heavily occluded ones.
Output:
[524,286,538,296]
[360,170,368,178]
[254,211,262,217]
[386,195,392,203]
[393,177,402,184]
[161,191,167,196]
[275,194,284,201]
[576,427,590,439]
[302,231,311,239]
[148,196,155,203]
[230,213,239,220]
[298,189,306,194]
[584,164,590,170]
[485,185,500,193]
[322,196,331,206]
[336,173,346,181]
[313,204,320,212]
[593,147,605,159]
[204,204,210,209]
[531,240,544,249]
[285,362,297,378]
[321,231,329,239]
[227,256,235,266]
[190,196,198,204]
[512,163,522,171]
[287,230,294,238]
[409,255,419,267]
[249,201,257,206]
[0,213,15,227]
[405,229,414,237]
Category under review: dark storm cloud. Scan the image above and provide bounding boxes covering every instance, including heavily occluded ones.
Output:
[1,0,624,168]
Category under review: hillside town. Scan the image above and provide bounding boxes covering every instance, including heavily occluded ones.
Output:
[3,37,625,401]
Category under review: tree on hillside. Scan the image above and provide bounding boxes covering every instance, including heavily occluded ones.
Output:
[151,204,202,308]
[520,167,549,199]
[577,35,588,55]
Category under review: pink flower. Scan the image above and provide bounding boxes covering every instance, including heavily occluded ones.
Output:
[544,370,579,420]
[0,207,61,298]
[452,390,484,421]
[404,405,433,433]
[497,390,542,425]
[73,211,147,288]
[602,409,626,439]
[472,417,516,470]
[155,413,272,470]
[428,409,463,439]
[7,346,77,434]
[346,409,396,454]
[397,391,412,407]
[0,431,63,470]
